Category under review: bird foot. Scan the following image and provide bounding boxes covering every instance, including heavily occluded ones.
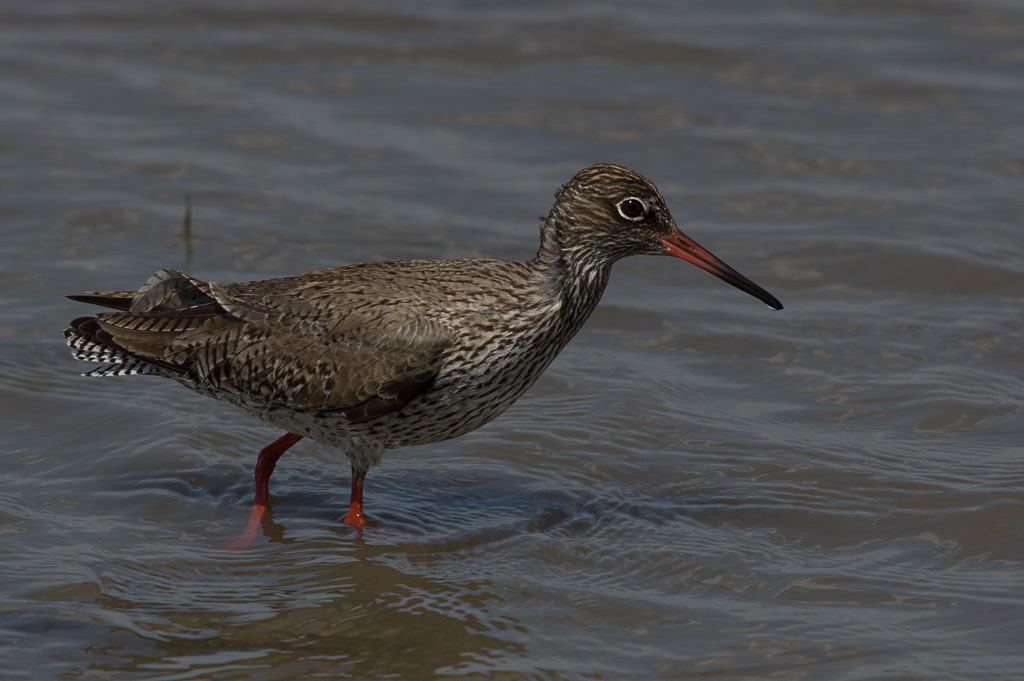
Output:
[343,502,367,527]
[226,505,267,550]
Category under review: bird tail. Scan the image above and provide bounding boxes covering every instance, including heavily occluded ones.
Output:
[64,316,163,377]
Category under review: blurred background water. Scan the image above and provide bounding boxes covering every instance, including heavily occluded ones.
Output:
[2,1,1024,679]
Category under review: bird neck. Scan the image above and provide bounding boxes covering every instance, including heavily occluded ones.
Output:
[532,217,613,329]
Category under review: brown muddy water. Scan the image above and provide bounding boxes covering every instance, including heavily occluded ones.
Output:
[2,1,1024,679]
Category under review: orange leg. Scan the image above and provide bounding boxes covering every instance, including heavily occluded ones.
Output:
[231,432,303,548]
[344,467,367,527]
[253,432,304,511]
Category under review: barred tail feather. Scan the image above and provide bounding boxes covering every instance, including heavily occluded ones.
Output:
[64,317,167,378]
[66,332,135,364]
[82,362,161,377]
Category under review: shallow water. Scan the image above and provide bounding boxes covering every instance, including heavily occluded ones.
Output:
[2,1,1024,679]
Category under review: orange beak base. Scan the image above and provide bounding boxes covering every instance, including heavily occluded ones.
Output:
[659,231,783,311]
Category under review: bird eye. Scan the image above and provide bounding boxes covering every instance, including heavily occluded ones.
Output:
[616,198,647,221]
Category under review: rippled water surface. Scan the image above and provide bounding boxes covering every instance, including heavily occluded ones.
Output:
[3,1,1024,679]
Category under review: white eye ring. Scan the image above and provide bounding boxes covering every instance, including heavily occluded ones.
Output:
[616,197,648,221]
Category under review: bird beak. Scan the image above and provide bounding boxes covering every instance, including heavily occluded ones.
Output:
[659,230,783,311]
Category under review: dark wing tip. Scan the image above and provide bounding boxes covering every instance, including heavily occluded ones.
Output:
[67,294,133,311]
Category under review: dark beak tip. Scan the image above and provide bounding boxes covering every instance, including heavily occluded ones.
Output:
[660,232,783,312]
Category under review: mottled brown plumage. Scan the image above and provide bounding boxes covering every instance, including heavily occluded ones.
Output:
[65,164,782,529]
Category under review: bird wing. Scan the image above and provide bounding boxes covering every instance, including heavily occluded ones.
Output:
[74,268,454,420]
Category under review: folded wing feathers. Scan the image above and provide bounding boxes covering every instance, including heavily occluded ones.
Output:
[129,268,216,314]
[66,267,454,418]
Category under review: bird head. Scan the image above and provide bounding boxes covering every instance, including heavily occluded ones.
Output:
[547,163,782,311]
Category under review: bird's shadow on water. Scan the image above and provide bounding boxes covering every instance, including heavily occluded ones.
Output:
[234,475,750,566]
[221,460,605,555]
